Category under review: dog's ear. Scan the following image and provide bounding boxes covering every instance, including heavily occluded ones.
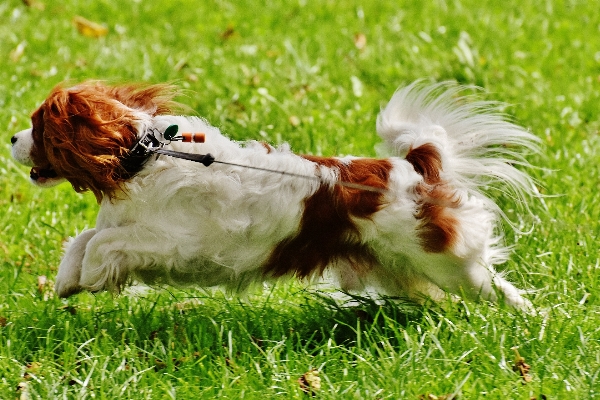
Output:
[29,105,48,167]
[40,83,143,202]
[100,82,183,116]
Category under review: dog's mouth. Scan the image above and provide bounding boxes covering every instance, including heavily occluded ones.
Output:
[30,166,61,185]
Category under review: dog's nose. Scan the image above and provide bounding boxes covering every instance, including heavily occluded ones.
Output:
[11,136,17,145]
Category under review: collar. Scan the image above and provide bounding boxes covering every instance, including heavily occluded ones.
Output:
[119,128,164,178]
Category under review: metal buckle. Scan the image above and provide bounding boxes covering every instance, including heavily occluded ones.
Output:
[130,129,163,158]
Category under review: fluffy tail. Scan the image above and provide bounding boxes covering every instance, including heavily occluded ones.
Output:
[376,81,540,215]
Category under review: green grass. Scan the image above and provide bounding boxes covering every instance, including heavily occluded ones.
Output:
[1,0,599,398]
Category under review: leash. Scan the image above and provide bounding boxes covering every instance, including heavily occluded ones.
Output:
[125,124,388,194]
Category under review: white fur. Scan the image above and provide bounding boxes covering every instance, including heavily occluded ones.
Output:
[11,128,66,187]
[11,129,35,166]
[377,82,539,214]
[13,82,539,310]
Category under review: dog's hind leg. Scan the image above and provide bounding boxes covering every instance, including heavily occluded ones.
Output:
[415,252,532,311]
[55,228,97,298]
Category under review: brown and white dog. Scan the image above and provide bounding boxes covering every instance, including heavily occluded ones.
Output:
[10,81,538,309]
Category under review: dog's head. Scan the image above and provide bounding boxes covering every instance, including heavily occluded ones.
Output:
[11,81,179,202]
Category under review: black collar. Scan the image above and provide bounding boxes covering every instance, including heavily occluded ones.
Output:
[120,129,163,178]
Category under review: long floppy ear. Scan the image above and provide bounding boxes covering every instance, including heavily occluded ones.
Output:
[39,82,180,202]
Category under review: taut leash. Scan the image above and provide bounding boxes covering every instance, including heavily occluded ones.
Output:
[125,124,388,195]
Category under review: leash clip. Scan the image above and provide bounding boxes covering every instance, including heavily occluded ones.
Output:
[129,129,163,158]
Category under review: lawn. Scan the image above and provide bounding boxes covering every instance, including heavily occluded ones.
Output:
[1,0,599,398]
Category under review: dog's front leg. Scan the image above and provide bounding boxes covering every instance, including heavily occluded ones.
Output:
[55,228,97,298]
[78,226,166,294]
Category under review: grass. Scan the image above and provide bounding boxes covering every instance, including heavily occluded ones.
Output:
[1,0,599,398]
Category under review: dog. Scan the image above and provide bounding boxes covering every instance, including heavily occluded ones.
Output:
[10,81,538,309]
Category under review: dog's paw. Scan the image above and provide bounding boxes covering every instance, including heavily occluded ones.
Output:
[54,229,97,298]
[502,293,536,315]
[55,276,83,298]
[55,257,84,298]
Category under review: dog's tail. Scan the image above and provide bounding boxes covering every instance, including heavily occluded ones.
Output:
[376,81,540,216]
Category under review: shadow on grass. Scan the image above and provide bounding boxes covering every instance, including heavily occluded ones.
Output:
[1,286,442,363]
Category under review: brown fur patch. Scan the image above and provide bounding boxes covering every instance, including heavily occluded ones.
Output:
[405,143,442,183]
[29,81,180,202]
[406,144,459,253]
[414,183,459,253]
[262,156,393,279]
[259,142,274,153]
